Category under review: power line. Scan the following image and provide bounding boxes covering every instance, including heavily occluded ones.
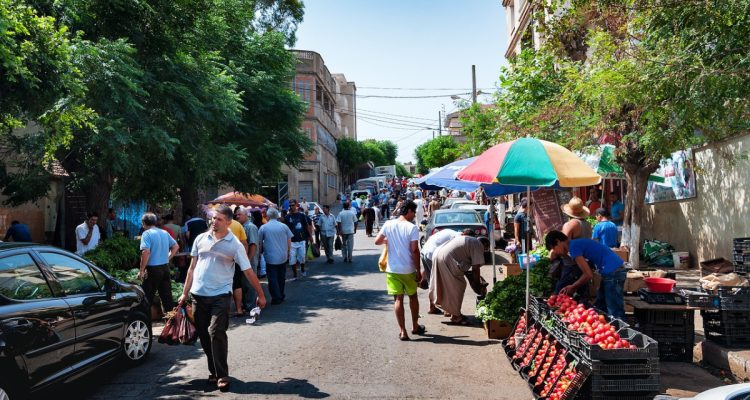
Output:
[358,92,473,99]
[357,86,496,91]
[357,114,438,130]
[358,118,435,131]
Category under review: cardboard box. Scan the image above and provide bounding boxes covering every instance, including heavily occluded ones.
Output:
[624,270,668,293]
[613,247,629,262]
[484,320,513,340]
[700,258,734,274]
[502,263,521,277]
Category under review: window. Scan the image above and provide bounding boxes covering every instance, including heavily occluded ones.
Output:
[0,254,53,300]
[327,173,337,189]
[90,267,109,292]
[40,252,100,296]
[435,212,482,224]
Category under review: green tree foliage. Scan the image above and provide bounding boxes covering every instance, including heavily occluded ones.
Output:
[458,104,500,156]
[413,135,461,175]
[0,0,310,217]
[395,162,412,178]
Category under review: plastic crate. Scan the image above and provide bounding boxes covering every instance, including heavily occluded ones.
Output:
[540,362,591,400]
[736,262,749,275]
[638,323,695,344]
[590,374,660,392]
[589,391,659,400]
[702,309,750,328]
[658,341,694,362]
[577,328,659,364]
[716,286,750,311]
[734,237,750,252]
[681,289,720,309]
[569,318,630,358]
[703,327,750,348]
[590,359,660,376]
[734,252,750,263]
[633,308,694,326]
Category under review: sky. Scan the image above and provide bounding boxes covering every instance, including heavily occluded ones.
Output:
[294,0,509,164]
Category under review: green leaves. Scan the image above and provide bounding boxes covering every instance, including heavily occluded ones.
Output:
[414,135,461,175]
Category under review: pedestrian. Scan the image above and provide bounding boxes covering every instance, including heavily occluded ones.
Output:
[228,210,249,316]
[561,197,592,240]
[363,204,376,237]
[318,205,337,264]
[75,212,101,255]
[177,205,266,392]
[105,208,118,240]
[413,191,425,226]
[336,201,358,263]
[592,208,619,248]
[375,200,424,341]
[427,195,441,218]
[586,188,602,212]
[545,230,626,319]
[608,192,625,226]
[163,214,182,241]
[428,232,488,325]
[138,212,179,313]
[183,209,208,252]
[379,189,390,220]
[312,206,322,244]
[513,198,530,247]
[420,228,462,314]
[387,195,397,217]
[258,208,292,304]
[299,197,309,214]
[282,198,290,213]
[3,220,32,242]
[236,207,260,315]
[251,209,267,278]
[284,199,313,278]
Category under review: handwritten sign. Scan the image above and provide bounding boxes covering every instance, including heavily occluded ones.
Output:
[531,189,567,237]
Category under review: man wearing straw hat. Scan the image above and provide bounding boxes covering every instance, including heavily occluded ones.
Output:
[561,197,592,240]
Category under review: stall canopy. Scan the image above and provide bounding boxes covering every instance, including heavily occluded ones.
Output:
[578,144,665,183]
[416,156,561,196]
[208,192,276,208]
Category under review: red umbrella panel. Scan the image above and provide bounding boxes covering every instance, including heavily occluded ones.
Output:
[208,192,276,208]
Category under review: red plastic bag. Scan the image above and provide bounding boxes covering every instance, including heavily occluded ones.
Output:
[178,306,197,345]
[159,307,182,345]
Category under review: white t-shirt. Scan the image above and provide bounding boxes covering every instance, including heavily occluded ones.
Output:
[421,229,460,260]
[381,219,420,274]
[75,222,101,255]
[336,209,359,234]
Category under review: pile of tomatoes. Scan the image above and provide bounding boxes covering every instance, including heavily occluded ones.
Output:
[534,348,564,386]
[528,337,555,377]
[508,314,527,351]
[513,326,539,361]
[546,363,580,400]
[547,294,636,350]
[520,334,545,367]
[540,353,569,396]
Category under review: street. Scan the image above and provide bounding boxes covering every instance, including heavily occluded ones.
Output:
[55,230,531,399]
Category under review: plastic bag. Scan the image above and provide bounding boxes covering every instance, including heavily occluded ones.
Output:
[159,307,183,345]
[178,306,197,345]
[306,245,314,261]
[378,246,388,272]
[334,236,342,250]
[311,242,320,258]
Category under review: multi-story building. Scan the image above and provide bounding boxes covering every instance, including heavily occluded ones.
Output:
[283,50,355,206]
[503,0,543,58]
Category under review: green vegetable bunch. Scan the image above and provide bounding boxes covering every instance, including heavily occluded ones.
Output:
[83,235,140,272]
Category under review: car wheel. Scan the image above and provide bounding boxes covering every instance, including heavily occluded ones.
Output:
[121,312,152,364]
[0,384,14,400]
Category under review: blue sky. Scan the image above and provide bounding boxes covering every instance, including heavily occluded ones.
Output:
[294,0,508,164]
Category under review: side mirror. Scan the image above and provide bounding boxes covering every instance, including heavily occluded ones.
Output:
[105,278,119,300]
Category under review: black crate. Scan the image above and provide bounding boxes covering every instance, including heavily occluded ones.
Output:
[638,288,686,305]
[589,391,659,400]
[540,363,591,400]
[590,374,660,392]
[736,262,749,275]
[716,286,750,311]
[702,309,750,328]
[704,327,750,348]
[658,341,694,362]
[638,323,695,344]
[734,237,750,252]
[633,308,694,326]
[590,359,659,376]
[734,252,750,264]
[577,328,659,364]
[682,289,720,309]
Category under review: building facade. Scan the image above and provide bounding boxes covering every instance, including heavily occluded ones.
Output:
[283,50,355,206]
[503,0,544,58]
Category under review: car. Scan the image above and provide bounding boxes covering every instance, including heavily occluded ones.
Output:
[455,204,505,247]
[421,209,489,247]
[655,383,750,400]
[305,201,322,216]
[441,198,475,209]
[0,243,152,399]
[350,190,372,201]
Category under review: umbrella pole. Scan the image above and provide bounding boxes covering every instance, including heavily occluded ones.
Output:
[525,185,531,324]
[490,201,497,284]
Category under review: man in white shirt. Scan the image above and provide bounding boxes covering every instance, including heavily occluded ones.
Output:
[75,212,101,255]
[420,228,461,314]
[318,205,337,264]
[375,200,424,341]
[336,201,359,263]
[299,198,309,214]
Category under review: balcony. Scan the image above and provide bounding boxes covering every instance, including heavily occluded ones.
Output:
[313,102,339,138]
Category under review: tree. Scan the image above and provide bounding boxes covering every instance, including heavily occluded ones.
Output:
[335,137,367,187]
[458,104,500,157]
[414,136,461,175]
[396,162,412,178]
[361,140,387,166]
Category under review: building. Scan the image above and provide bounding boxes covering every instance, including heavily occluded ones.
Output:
[402,162,418,176]
[283,50,355,206]
[443,111,468,144]
[503,0,544,58]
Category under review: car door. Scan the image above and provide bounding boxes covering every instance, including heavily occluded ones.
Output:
[0,251,77,390]
[37,251,128,367]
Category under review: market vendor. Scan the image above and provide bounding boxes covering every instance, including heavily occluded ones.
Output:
[545,230,626,319]
[428,233,490,325]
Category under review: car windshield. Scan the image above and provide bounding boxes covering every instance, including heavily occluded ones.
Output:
[435,213,481,224]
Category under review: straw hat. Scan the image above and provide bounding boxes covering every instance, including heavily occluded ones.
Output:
[561,197,590,219]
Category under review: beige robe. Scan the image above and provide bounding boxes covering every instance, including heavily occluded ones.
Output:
[428,236,485,316]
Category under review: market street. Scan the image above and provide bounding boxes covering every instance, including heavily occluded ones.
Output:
[53,230,531,400]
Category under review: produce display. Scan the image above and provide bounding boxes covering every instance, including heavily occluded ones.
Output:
[507,314,528,350]
[528,337,554,377]
[535,348,565,386]
[520,334,545,367]
[546,363,581,400]
[513,326,539,361]
[540,355,569,396]
[547,294,634,350]
[475,260,555,324]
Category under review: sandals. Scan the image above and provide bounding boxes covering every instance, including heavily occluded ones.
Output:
[447,315,472,326]
[399,333,410,341]
[412,324,427,335]
[217,377,230,392]
[427,309,443,315]
[208,374,218,385]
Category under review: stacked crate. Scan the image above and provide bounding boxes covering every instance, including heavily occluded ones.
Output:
[734,237,750,274]
[702,286,750,348]
[634,308,695,361]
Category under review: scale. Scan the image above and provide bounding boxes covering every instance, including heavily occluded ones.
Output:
[638,288,686,305]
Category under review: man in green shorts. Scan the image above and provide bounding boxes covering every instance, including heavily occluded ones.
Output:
[375,200,425,341]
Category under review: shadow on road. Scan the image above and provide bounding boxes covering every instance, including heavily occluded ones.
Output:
[413,333,494,347]
[228,377,330,398]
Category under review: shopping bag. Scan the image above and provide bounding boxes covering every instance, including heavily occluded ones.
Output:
[159,307,182,345]
[378,246,388,272]
[311,242,320,258]
[334,236,342,251]
[306,245,314,261]
[178,306,198,345]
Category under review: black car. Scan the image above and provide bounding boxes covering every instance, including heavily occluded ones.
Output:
[0,243,152,399]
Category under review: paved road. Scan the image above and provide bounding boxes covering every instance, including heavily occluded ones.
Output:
[52,230,531,399]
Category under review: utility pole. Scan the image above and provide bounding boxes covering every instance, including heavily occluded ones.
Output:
[472,64,477,104]
[438,111,442,136]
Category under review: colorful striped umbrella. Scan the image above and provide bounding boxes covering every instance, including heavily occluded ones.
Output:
[208,192,276,208]
[457,138,602,187]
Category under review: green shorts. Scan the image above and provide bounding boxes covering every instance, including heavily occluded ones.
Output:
[386,272,418,296]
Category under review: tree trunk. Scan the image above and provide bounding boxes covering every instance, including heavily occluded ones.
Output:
[85,173,113,235]
[180,185,200,218]
[620,167,655,267]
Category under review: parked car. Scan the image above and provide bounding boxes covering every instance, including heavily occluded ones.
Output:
[455,204,505,247]
[306,201,322,216]
[655,383,750,400]
[441,198,475,209]
[0,243,152,399]
[421,210,488,247]
[350,190,372,202]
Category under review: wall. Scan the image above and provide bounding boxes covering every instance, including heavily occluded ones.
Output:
[642,134,750,266]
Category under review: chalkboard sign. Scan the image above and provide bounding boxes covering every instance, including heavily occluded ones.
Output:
[531,189,566,237]
[556,190,573,207]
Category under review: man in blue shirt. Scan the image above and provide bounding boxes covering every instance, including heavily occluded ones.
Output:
[138,213,180,312]
[3,220,32,242]
[592,208,619,248]
[546,230,626,319]
[259,207,293,304]
[609,192,625,226]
